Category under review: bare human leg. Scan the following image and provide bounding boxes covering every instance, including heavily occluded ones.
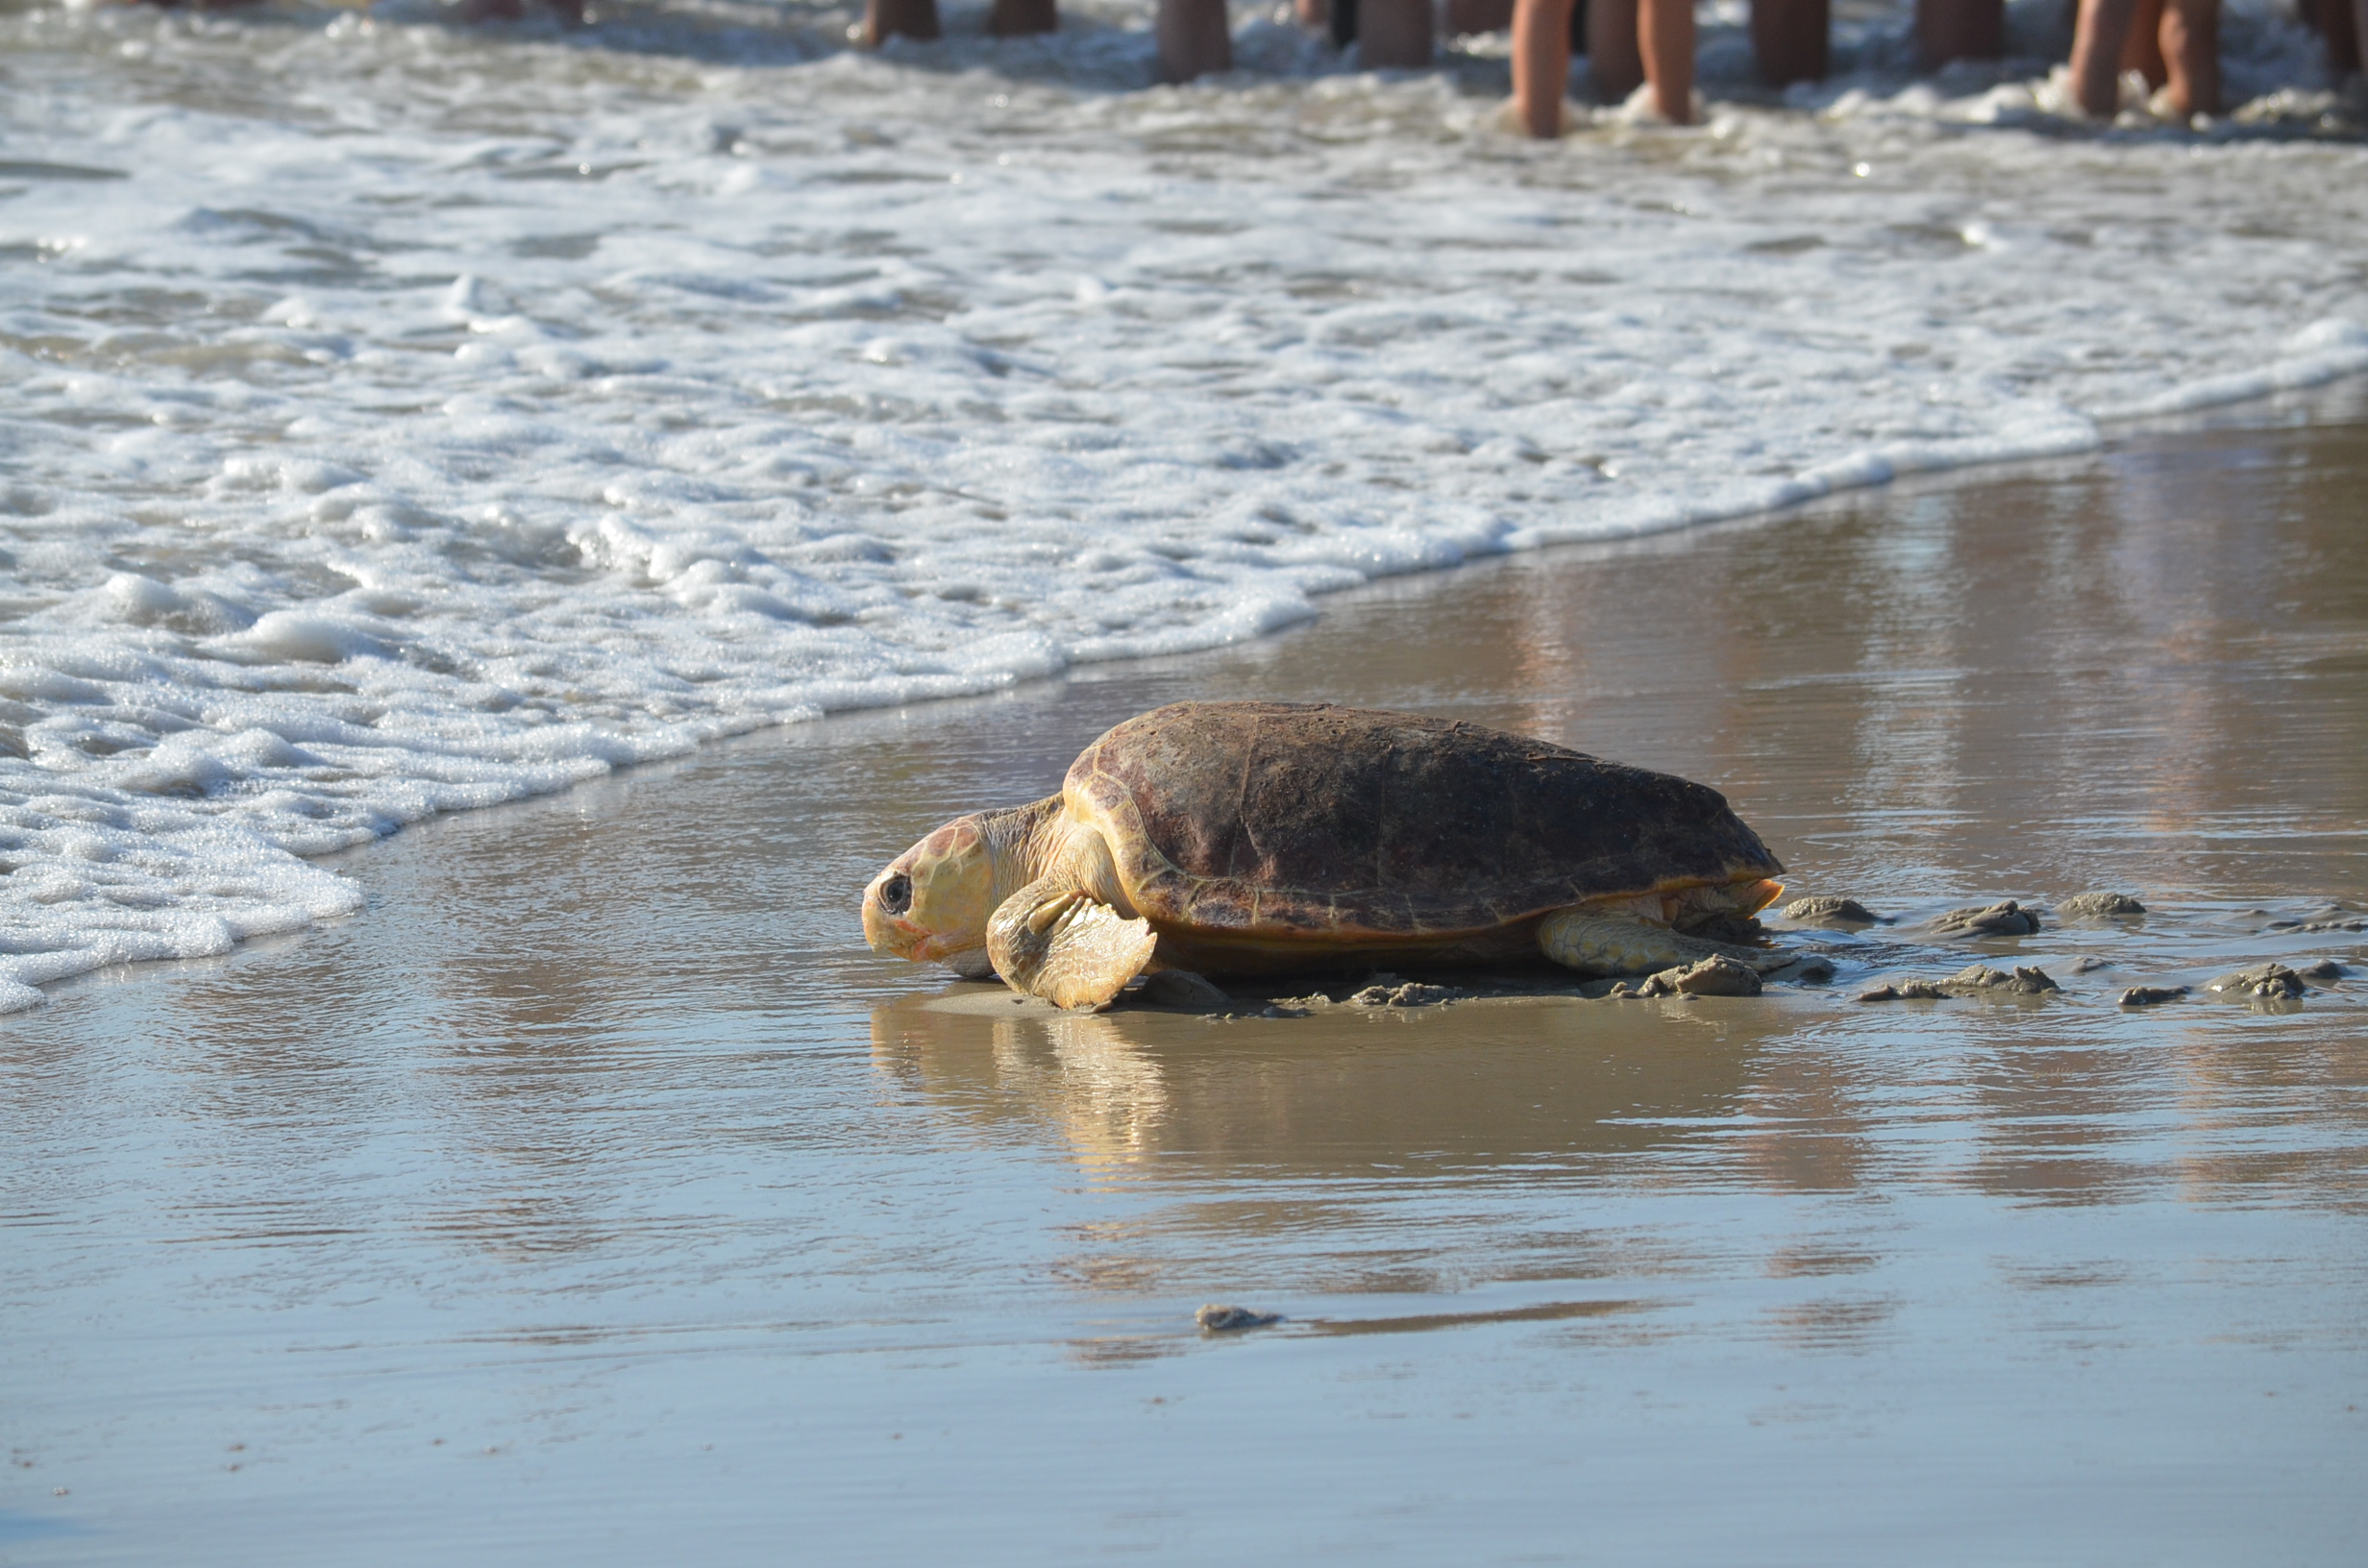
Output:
[1513,0,1580,135]
[2156,0,2219,112]
[2069,0,2138,116]
[1157,0,1233,81]
[1569,0,1689,122]
[2328,0,2364,75]
[988,0,1057,36]
[864,0,941,43]
[1638,0,1695,122]
[2121,0,2167,89]
[1446,0,1517,33]
[1360,0,1436,64]
[1586,0,1642,105]
[1750,0,1828,87]
[1913,0,2002,68]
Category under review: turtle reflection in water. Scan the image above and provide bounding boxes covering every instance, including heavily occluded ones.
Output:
[862,701,1800,1011]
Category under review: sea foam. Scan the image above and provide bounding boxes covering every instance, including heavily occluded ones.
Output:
[1,0,2363,1006]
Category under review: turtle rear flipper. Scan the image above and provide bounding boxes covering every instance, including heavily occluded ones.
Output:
[1539,908,1800,978]
[988,879,1158,1011]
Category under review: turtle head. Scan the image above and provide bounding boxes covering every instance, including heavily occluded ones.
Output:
[864,814,1003,978]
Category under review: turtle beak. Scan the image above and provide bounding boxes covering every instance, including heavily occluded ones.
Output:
[863,817,997,971]
[862,862,926,960]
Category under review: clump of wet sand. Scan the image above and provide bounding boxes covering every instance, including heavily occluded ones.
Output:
[2060,893,2147,919]
[1607,955,1764,998]
[1860,964,2061,1002]
[1783,895,1883,926]
[1928,900,2043,938]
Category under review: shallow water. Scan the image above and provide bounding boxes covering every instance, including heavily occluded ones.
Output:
[4,0,2366,1002]
[4,389,2364,1563]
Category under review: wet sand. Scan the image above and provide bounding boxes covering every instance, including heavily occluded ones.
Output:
[6,382,2368,1564]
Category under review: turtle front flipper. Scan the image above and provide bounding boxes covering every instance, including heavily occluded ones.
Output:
[988,877,1159,1011]
[1538,908,1800,978]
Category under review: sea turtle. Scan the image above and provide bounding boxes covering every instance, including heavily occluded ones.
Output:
[861,700,1798,1010]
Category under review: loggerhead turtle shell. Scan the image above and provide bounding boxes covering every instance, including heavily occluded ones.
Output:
[1065,701,1782,941]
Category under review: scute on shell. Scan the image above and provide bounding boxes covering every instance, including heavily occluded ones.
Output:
[1065,701,1783,938]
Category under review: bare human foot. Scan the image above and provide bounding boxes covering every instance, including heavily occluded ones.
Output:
[2070,0,2217,116]
[1562,0,1693,126]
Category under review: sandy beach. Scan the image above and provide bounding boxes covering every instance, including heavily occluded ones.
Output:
[5,381,2364,1562]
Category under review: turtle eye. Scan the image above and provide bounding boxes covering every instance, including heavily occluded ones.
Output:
[878,873,912,916]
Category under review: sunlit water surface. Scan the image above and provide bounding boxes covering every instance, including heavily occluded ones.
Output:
[3,390,2365,1562]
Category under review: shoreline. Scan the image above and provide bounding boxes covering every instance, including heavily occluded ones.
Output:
[19,367,2365,1020]
[8,372,2367,1015]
